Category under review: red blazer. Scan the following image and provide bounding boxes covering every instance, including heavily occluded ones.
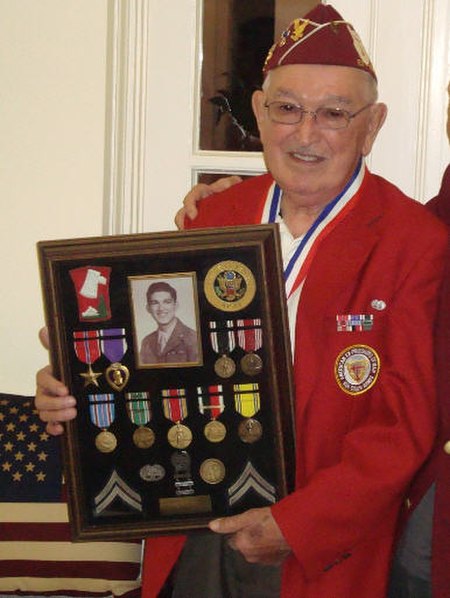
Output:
[142,169,448,597]
[408,165,450,597]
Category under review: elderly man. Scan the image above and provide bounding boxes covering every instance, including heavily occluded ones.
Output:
[36,5,448,597]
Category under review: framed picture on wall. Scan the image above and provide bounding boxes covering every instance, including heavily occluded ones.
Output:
[37,224,295,541]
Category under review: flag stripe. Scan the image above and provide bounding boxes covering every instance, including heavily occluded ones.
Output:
[0,502,68,522]
[0,576,140,595]
[1,521,71,541]
[0,559,140,579]
[0,540,142,562]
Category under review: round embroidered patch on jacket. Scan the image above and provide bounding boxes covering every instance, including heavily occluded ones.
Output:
[335,344,380,395]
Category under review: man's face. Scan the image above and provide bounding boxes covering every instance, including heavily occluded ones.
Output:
[147,291,177,326]
[252,64,386,206]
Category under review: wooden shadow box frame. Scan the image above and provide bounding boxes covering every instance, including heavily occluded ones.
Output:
[37,224,295,541]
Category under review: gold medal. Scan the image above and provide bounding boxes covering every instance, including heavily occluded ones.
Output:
[200,458,226,484]
[204,420,227,443]
[80,364,102,388]
[105,362,130,391]
[133,426,155,449]
[240,352,263,376]
[204,260,256,312]
[238,418,263,443]
[214,355,236,378]
[167,423,193,449]
[95,429,117,453]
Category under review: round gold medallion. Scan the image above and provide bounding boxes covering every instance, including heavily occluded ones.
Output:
[214,355,236,378]
[133,426,155,449]
[238,418,263,443]
[204,420,227,443]
[95,430,117,453]
[240,352,263,376]
[200,458,226,484]
[204,260,256,312]
[167,423,193,449]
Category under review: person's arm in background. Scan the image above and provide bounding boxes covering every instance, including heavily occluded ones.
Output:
[174,175,242,229]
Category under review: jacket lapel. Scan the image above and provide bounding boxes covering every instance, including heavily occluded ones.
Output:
[294,179,383,409]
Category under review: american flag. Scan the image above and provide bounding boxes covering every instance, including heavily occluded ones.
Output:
[0,394,142,597]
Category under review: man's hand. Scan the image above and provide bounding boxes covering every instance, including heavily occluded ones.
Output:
[174,175,243,230]
[209,507,291,566]
[35,326,77,435]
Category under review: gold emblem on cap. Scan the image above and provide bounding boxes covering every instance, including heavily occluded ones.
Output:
[95,430,117,453]
[200,458,226,485]
[204,260,256,312]
[335,344,380,396]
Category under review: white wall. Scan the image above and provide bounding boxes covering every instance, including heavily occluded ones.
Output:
[0,1,108,394]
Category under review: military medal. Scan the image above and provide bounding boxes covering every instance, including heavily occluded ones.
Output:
[236,318,263,376]
[197,385,226,443]
[171,451,194,496]
[73,330,102,387]
[209,320,236,379]
[88,393,117,453]
[70,265,112,322]
[238,418,263,443]
[204,261,256,312]
[139,463,165,482]
[234,383,262,442]
[162,388,192,449]
[125,391,155,449]
[100,328,130,391]
[95,430,117,453]
[200,458,226,485]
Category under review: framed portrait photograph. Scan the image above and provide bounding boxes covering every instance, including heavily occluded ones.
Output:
[129,273,203,369]
[37,224,295,541]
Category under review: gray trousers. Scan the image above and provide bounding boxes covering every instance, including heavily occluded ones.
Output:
[169,533,281,598]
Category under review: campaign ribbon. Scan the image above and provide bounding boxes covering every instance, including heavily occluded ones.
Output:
[236,319,263,352]
[161,389,188,423]
[88,394,115,428]
[73,330,101,364]
[209,320,236,354]
[125,391,151,425]
[197,385,225,419]
[233,383,260,417]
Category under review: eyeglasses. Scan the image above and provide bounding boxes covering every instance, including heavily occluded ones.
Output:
[263,101,374,130]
